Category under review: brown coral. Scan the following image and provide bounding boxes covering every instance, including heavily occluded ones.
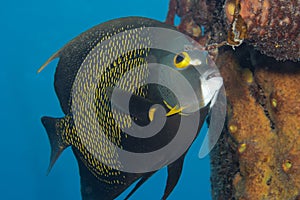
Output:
[224,0,300,61]
[165,0,227,46]
[216,51,300,199]
[166,1,300,199]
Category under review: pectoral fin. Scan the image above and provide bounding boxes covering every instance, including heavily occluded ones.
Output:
[163,100,188,117]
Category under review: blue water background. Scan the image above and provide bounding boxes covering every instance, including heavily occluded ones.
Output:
[0,0,211,199]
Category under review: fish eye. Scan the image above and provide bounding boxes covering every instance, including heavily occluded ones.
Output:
[173,52,191,69]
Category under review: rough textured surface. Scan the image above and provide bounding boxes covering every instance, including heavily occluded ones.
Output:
[216,51,300,199]
[166,0,227,46]
[224,0,300,61]
[166,0,300,61]
[166,0,300,199]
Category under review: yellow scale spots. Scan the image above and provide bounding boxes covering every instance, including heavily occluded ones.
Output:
[61,26,152,185]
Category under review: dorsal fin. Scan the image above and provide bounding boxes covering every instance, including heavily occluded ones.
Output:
[37,50,61,73]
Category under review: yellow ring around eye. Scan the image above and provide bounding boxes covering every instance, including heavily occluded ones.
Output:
[174,52,191,69]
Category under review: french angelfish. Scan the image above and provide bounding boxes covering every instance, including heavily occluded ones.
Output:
[39,17,222,199]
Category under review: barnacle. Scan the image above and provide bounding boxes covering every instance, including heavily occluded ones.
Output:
[225,0,236,17]
[226,0,247,48]
[271,98,277,109]
[238,143,246,153]
[242,68,253,84]
[227,14,247,48]
[282,159,293,173]
[229,124,238,134]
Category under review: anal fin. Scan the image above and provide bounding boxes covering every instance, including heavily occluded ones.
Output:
[162,156,185,200]
[73,149,141,200]
[124,172,156,200]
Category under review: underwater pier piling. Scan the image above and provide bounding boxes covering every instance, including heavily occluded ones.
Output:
[166,0,300,199]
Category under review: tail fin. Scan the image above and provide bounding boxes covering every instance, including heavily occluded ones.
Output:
[41,116,69,174]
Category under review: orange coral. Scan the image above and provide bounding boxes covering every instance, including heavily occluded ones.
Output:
[166,1,300,198]
[217,51,300,199]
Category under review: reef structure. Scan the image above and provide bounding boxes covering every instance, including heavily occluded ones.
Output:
[166,0,300,61]
[166,0,227,46]
[224,0,300,61]
[215,51,300,199]
[166,0,300,199]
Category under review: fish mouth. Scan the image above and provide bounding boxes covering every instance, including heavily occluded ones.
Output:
[199,69,223,108]
[202,69,222,81]
[164,69,223,117]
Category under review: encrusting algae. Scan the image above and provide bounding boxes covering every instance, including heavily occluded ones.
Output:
[224,0,300,61]
[166,0,300,199]
[217,52,300,199]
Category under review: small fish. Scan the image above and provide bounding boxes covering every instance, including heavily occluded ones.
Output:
[39,17,222,200]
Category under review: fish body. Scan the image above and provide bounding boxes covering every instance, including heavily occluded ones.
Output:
[40,17,222,200]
